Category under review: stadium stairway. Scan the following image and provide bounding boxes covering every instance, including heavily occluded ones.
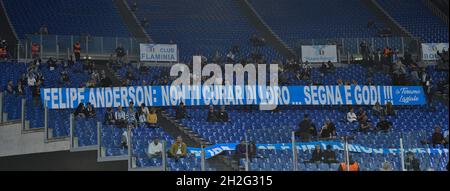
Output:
[159,110,234,171]
[237,0,297,59]
[362,0,413,38]
[113,0,152,42]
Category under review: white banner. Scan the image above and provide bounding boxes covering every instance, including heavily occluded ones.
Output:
[421,43,448,61]
[140,44,178,62]
[301,45,337,63]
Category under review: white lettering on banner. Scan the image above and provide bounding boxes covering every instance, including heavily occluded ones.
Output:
[105,88,113,108]
[140,44,178,62]
[113,87,120,107]
[344,86,352,104]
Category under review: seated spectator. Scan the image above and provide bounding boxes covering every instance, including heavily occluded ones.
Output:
[74,103,86,118]
[175,102,187,120]
[248,141,257,159]
[295,114,313,142]
[380,161,393,171]
[147,138,163,158]
[337,79,344,86]
[346,108,358,123]
[169,136,187,160]
[136,107,147,125]
[338,155,359,171]
[207,105,219,122]
[86,102,96,118]
[141,103,149,115]
[217,106,229,122]
[356,108,368,122]
[405,152,420,171]
[323,145,338,163]
[115,105,127,128]
[385,102,396,116]
[307,145,323,163]
[5,80,14,94]
[234,140,248,167]
[376,116,392,132]
[121,130,128,149]
[319,120,336,139]
[104,107,115,125]
[431,127,446,147]
[147,108,158,127]
[15,81,25,95]
[358,119,372,132]
[372,101,384,116]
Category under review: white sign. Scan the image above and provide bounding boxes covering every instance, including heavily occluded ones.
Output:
[301,45,338,63]
[140,44,178,62]
[421,43,448,61]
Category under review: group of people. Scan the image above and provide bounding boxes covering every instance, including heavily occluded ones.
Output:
[73,102,96,118]
[206,105,229,122]
[345,102,395,133]
[103,102,158,128]
[295,114,337,142]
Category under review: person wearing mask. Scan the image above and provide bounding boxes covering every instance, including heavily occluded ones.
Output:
[217,106,229,122]
[115,105,127,128]
[347,108,358,123]
[323,145,338,164]
[147,138,163,158]
[376,116,392,132]
[338,155,359,171]
[175,102,187,120]
[104,107,115,125]
[207,105,219,122]
[169,136,187,160]
[295,114,313,142]
[405,152,421,171]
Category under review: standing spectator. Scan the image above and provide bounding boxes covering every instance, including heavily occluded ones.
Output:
[346,108,358,123]
[234,140,247,167]
[169,136,187,160]
[115,44,126,64]
[104,107,115,125]
[147,138,163,158]
[127,101,137,127]
[338,155,359,171]
[73,42,81,62]
[295,114,314,142]
[380,161,393,171]
[405,152,420,171]
[31,43,40,59]
[431,127,446,147]
[146,108,158,127]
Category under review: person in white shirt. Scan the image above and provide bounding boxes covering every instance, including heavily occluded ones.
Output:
[141,103,149,115]
[147,138,163,158]
[347,108,358,123]
[115,106,127,128]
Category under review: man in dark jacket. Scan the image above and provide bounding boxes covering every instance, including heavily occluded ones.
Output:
[175,102,187,120]
[405,152,421,171]
[296,114,313,142]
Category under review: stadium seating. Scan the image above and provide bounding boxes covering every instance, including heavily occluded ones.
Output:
[129,0,283,63]
[376,0,449,43]
[2,0,130,38]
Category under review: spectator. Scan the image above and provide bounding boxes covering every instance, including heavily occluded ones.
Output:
[358,120,372,133]
[127,101,137,127]
[338,155,359,171]
[376,116,392,132]
[121,130,128,149]
[323,145,338,163]
[147,138,163,158]
[73,42,81,62]
[207,105,218,122]
[319,120,336,139]
[147,107,158,127]
[234,140,247,167]
[226,51,235,63]
[15,80,25,95]
[104,107,115,125]
[5,80,14,94]
[308,145,323,163]
[431,127,446,147]
[31,43,40,59]
[136,107,147,125]
[337,79,344,86]
[60,70,70,86]
[175,102,187,120]
[115,44,126,63]
[346,108,358,123]
[295,114,314,142]
[86,102,96,118]
[444,129,449,147]
[217,106,229,122]
[372,102,384,116]
[385,102,396,116]
[380,161,393,171]
[74,103,86,118]
[356,108,368,122]
[115,105,127,128]
[169,136,187,160]
[405,152,420,171]
[0,40,7,59]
